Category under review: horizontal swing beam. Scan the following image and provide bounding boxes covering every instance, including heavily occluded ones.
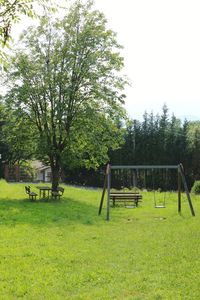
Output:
[111,165,179,170]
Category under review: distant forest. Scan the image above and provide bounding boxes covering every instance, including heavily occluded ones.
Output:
[64,105,200,190]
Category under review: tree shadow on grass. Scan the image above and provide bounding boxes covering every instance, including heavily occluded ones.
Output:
[0,196,101,227]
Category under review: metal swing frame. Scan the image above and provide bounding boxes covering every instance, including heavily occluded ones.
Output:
[98,163,195,221]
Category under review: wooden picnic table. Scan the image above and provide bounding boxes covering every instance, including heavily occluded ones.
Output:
[36,186,52,199]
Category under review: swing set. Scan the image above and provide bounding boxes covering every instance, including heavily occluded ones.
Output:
[98,163,195,220]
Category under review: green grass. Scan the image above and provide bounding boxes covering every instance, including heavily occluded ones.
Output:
[0,179,200,299]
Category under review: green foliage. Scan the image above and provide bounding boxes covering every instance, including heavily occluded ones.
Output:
[0,178,8,187]
[19,161,36,181]
[63,112,125,170]
[0,105,37,163]
[186,121,200,180]
[0,0,56,66]
[191,180,200,194]
[0,182,199,298]
[0,102,8,177]
[5,0,127,189]
[0,0,32,45]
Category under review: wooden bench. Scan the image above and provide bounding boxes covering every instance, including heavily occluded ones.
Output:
[110,192,142,207]
[51,187,65,200]
[25,186,38,201]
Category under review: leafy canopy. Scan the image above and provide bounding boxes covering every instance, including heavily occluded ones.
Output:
[4,0,127,188]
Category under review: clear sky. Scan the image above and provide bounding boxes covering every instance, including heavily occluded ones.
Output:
[12,0,200,121]
[94,0,200,121]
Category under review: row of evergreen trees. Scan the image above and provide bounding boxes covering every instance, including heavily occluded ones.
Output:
[64,105,200,190]
[111,105,188,166]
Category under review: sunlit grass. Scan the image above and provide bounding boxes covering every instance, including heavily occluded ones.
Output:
[0,179,199,299]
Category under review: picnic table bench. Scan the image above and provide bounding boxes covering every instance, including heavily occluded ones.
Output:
[25,186,38,201]
[110,192,142,207]
[51,187,65,200]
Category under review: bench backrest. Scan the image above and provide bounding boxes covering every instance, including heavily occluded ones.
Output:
[25,186,31,194]
[110,193,142,199]
[57,187,64,194]
[110,192,142,196]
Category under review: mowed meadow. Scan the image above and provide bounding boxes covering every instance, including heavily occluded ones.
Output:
[0,180,200,299]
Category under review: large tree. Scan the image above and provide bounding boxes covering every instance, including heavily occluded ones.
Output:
[5,0,127,190]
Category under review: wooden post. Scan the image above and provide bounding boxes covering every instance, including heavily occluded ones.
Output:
[106,164,111,221]
[15,164,20,182]
[4,164,9,181]
[178,168,181,213]
[179,164,195,217]
[133,170,137,187]
[98,165,109,215]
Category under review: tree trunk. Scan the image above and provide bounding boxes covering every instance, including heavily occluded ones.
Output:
[50,159,61,191]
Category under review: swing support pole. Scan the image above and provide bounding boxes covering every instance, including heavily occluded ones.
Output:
[178,164,195,216]
[98,164,110,215]
[106,164,111,221]
[178,167,181,213]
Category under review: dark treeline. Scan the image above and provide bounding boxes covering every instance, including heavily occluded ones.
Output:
[110,105,191,190]
[111,105,188,166]
[64,105,200,190]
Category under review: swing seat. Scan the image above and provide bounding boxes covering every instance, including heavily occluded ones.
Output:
[125,205,137,209]
[155,205,165,208]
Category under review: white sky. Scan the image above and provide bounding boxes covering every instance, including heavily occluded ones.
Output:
[12,0,200,121]
[94,0,200,121]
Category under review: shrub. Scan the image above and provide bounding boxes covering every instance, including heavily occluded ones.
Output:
[191,180,200,194]
[0,179,9,187]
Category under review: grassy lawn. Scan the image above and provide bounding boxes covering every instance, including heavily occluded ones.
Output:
[0,180,200,299]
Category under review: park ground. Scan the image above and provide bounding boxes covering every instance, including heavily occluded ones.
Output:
[0,180,200,299]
